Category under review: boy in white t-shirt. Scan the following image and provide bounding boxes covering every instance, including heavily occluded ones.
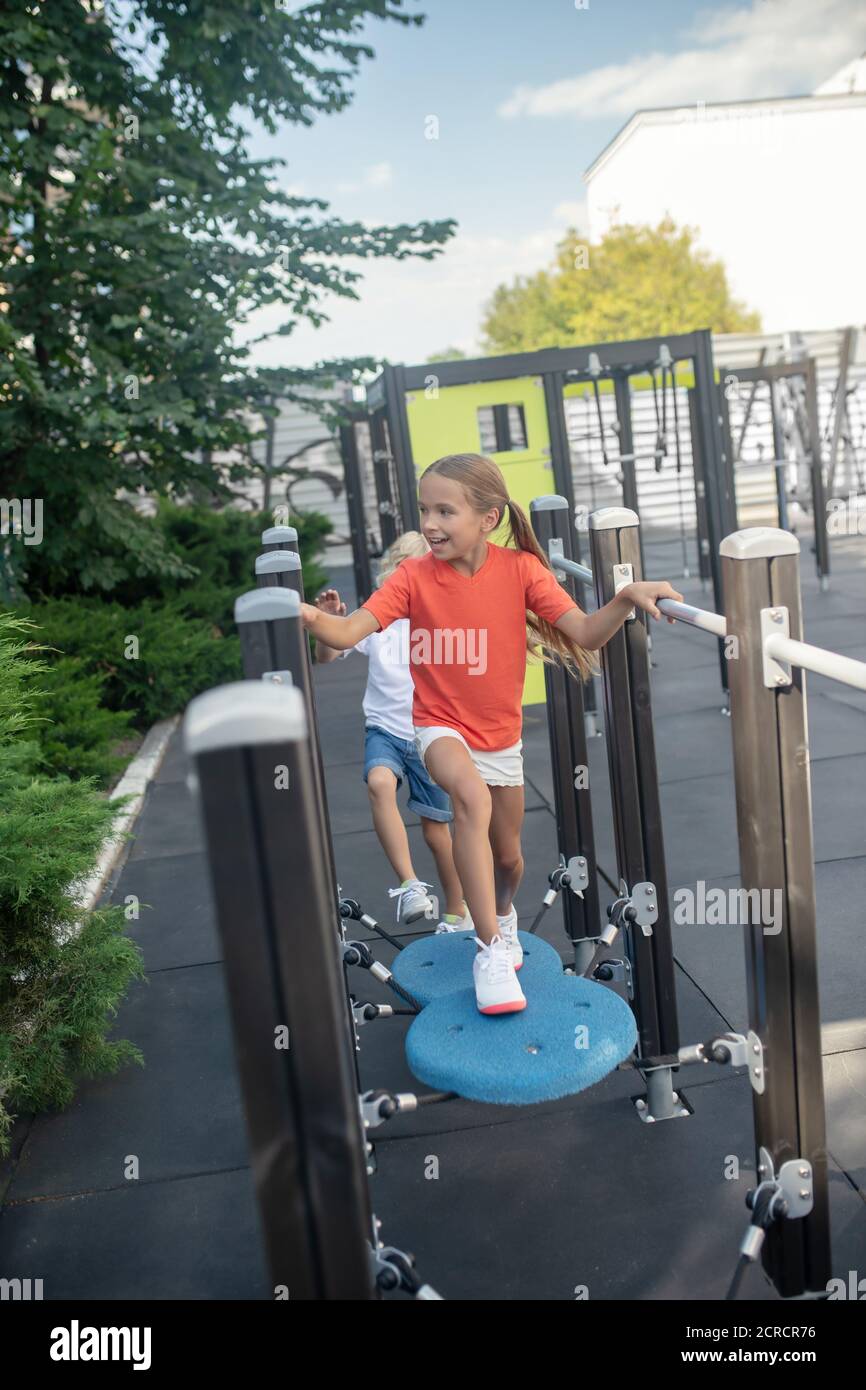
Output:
[315,532,472,933]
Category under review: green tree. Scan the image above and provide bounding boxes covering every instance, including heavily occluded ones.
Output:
[426,346,467,362]
[481,217,761,354]
[0,0,455,594]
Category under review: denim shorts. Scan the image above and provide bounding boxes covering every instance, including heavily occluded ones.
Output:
[363,725,453,822]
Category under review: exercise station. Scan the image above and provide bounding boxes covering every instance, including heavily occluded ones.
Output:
[185,335,866,1301]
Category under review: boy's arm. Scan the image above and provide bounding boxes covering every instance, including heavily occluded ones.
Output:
[301,603,380,650]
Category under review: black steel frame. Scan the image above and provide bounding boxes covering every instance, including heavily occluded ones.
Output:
[350,331,733,692]
[718,358,829,584]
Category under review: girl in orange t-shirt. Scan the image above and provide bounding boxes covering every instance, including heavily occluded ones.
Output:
[301,452,682,1015]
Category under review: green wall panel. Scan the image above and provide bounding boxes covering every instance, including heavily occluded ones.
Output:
[405,376,556,708]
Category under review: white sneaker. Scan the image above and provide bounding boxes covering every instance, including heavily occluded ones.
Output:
[496,908,523,970]
[473,935,526,1015]
[434,905,474,934]
[388,879,435,925]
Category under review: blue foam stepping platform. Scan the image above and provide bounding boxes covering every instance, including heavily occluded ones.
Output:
[405,974,637,1105]
[392,931,562,1007]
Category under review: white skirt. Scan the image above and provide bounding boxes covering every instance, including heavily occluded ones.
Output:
[413,725,524,788]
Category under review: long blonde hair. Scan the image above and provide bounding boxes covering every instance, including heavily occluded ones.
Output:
[419,453,598,683]
[377,530,429,585]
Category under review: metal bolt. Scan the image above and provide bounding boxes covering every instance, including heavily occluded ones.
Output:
[647,887,655,895]
[754,1068,762,1077]
[776,674,786,685]
[753,1043,760,1053]
[800,1190,810,1200]
[799,1167,809,1178]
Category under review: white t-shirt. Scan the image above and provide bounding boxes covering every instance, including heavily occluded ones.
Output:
[339,618,415,742]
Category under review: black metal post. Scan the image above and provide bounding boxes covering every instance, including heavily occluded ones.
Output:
[542,372,597,721]
[612,372,646,578]
[235,588,361,1086]
[804,358,830,587]
[184,681,375,1299]
[369,408,399,550]
[530,496,602,966]
[339,420,375,605]
[720,527,831,1297]
[588,506,681,1113]
[693,330,735,696]
[689,386,713,585]
[385,363,421,532]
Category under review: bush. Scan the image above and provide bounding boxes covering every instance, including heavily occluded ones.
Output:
[12,501,332,784]
[21,598,242,731]
[0,614,144,1153]
[26,500,332,627]
[33,657,134,785]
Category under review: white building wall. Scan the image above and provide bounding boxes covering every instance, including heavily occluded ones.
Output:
[586,95,866,335]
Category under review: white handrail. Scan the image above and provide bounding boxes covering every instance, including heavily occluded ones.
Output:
[657,598,727,638]
[764,633,866,692]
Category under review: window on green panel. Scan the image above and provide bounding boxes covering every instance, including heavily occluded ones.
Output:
[477,404,528,454]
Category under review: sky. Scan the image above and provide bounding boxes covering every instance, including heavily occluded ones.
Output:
[240,0,866,370]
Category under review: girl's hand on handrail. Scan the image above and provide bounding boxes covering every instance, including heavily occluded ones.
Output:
[622,580,685,622]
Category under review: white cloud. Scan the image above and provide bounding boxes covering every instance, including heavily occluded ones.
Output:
[498,0,866,119]
[336,161,394,195]
[240,223,568,368]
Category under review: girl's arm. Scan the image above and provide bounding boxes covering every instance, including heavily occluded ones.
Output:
[301,600,380,650]
[555,580,684,651]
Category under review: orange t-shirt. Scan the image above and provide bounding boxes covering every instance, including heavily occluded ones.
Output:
[361,543,578,751]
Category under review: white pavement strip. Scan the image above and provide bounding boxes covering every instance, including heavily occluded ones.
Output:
[73,715,180,917]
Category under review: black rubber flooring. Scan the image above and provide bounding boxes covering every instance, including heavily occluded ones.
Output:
[1,537,864,1300]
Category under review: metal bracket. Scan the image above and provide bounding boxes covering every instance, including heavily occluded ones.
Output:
[757,1146,813,1217]
[351,1000,393,1028]
[564,853,588,898]
[261,670,293,687]
[549,537,567,586]
[747,1030,765,1094]
[370,1243,444,1299]
[680,1031,763,1092]
[761,606,791,689]
[359,1089,417,1131]
[613,563,635,619]
[615,880,658,935]
[595,957,629,987]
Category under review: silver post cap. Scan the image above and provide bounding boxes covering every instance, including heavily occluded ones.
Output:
[588,507,640,531]
[719,527,800,560]
[255,549,302,573]
[184,682,307,754]
[262,526,298,545]
[234,588,301,623]
[530,495,569,512]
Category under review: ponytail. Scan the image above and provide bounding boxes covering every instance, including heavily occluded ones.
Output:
[504,498,599,684]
